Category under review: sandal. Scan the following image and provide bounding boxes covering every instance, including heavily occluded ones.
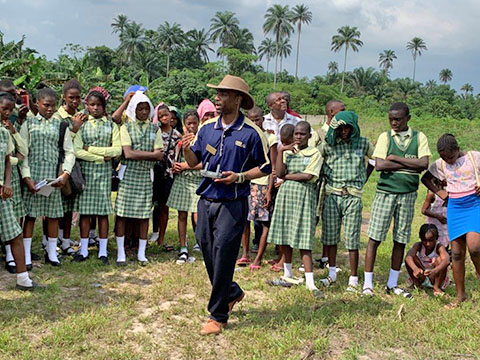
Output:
[236,257,250,266]
[249,264,261,271]
[62,246,77,256]
[270,264,282,272]
[267,259,277,265]
[160,244,174,252]
[176,252,189,265]
[362,287,374,297]
[320,276,336,287]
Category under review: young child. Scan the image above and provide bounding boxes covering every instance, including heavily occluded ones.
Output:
[150,104,182,249]
[169,106,183,134]
[421,179,449,247]
[363,102,431,298]
[421,133,480,307]
[0,101,41,289]
[53,79,87,256]
[197,98,216,125]
[114,92,163,265]
[405,224,449,295]
[20,88,75,267]
[246,106,276,269]
[269,123,295,272]
[167,110,202,264]
[0,92,28,273]
[320,111,374,291]
[73,91,121,264]
[267,121,322,294]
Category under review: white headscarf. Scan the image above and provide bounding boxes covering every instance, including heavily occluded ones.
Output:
[125,91,155,122]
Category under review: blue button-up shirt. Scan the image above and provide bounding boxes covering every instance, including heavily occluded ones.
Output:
[191,112,271,201]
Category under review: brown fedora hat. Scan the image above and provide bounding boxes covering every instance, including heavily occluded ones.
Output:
[207,74,254,110]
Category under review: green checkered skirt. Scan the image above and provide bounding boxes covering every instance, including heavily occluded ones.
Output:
[0,198,23,241]
[10,165,26,218]
[321,194,363,249]
[75,161,113,215]
[167,173,201,213]
[115,165,153,218]
[267,180,318,250]
[367,191,417,244]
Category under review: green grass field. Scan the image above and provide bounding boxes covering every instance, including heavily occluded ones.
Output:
[1,115,480,359]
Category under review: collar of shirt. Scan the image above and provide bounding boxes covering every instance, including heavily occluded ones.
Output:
[57,106,71,119]
[287,146,317,157]
[87,115,108,125]
[390,127,412,139]
[264,111,298,126]
[214,113,245,131]
[34,113,53,122]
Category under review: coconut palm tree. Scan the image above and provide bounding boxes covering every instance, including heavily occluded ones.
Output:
[291,4,312,79]
[461,83,474,96]
[209,11,240,61]
[276,38,292,72]
[258,38,275,73]
[187,29,214,62]
[263,4,294,89]
[156,21,185,78]
[229,28,256,54]
[378,49,397,75]
[331,26,363,93]
[425,79,437,91]
[328,61,339,75]
[118,22,145,63]
[111,14,130,35]
[439,68,453,84]
[406,37,427,81]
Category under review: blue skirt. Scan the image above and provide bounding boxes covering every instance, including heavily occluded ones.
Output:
[447,194,480,241]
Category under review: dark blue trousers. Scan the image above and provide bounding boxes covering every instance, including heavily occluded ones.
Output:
[196,198,247,323]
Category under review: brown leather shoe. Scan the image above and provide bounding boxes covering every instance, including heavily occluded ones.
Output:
[200,319,225,336]
[228,291,245,314]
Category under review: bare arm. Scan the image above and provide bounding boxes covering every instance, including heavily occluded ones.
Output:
[182,133,200,167]
[375,158,405,171]
[421,171,448,200]
[122,145,163,161]
[284,173,314,182]
[112,92,135,124]
[386,155,429,172]
[405,242,423,274]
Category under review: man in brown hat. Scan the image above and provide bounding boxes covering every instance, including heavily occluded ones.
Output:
[183,75,271,335]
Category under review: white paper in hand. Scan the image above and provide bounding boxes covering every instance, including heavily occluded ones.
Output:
[37,177,62,197]
[118,164,127,180]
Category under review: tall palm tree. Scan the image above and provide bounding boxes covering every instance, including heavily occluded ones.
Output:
[425,79,437,91]
[263,4,294,89]
[327,61,339,75]
[439,68,453,84]
[291,4,312,79]
[111,14,130,35]
[331,26,363,93]
[461,83,474,96]
[229,28,256,54]
[187,29,214,62]
[118,22,145,63]
[276,38,292,72]
[209,11,240,61]
[378,49,397,75]
[258,38,275,73]
[156,21,185,78]
[406,37,427,81]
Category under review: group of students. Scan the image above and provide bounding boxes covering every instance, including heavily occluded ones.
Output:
[0,78,479,309]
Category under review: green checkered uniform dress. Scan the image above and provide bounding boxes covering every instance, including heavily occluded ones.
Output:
[321,137,371,249]
[0,128,22,241]
[22,114,64,218]
[115,122,156,218]
[268,152,318,250]
[5,131,27,219]
[53,111,76,213]
[167,152,202,213]
[75,119,114,215]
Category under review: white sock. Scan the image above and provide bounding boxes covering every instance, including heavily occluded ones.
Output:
[349,276,359,287]
[137,239,148,262]
[47,238,59,262]
[16,271,32,287]
[80,238,89,257]
[322,256,328,262]
[61,238,71,250]
[89,229,96,238]
[23,238,32,265]
[58,229,64,241]
[5,244,14,263]
[283,263,292,278]
[98,238,108,258]
[116,236,125,262]
[387,269,400,289]
[42,235,47,248]
[363,272,373,290]
[305,272,318,291]
[328,266,337,281]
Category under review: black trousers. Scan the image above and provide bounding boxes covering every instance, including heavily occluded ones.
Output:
[196,198,247,323]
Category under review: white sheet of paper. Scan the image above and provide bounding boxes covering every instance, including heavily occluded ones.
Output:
[36,177,62,197]
[150,168,154,182]
[118,164,127,180]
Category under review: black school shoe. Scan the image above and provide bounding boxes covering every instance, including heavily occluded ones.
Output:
[44,253,61,267]
[16,281,47,291]
[5,260,16,274]
[72,254,89,262]
[31,252,41,261]
[98,256,109,266]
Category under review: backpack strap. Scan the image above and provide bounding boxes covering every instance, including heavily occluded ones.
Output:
[467,151,480,186]
[58,121,69,164]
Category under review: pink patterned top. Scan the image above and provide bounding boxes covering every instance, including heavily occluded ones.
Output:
[428,151,480,199]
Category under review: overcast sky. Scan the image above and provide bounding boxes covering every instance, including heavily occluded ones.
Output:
[1,0,479,93]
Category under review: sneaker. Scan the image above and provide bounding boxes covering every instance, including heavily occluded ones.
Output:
[385,286,413,299]
[176,252,188,265]
[320,276,336,287]
[298,264,305,272]
[193,243,201,252]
